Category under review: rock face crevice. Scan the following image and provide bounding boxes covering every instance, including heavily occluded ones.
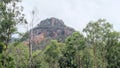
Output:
[24,17,75,50]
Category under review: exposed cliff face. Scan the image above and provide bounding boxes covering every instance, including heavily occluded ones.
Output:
[24,17,75,50]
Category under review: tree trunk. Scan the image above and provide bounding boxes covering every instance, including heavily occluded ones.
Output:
[93,46,97,68]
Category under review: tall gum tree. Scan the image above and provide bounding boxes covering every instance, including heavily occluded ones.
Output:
[0,0,26,48]
[0,0,26,68]
[83,19,113,68]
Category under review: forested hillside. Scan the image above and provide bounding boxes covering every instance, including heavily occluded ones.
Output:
[0,0,120,68]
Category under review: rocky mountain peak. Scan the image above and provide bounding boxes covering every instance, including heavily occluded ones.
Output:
[23,17,75,50]
[37,17,65,27]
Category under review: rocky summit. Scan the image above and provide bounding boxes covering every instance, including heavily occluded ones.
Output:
[23,17,75,50]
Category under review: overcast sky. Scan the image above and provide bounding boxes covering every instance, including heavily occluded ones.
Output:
[19,0,120,32]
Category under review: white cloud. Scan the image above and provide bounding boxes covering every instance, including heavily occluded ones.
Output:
[19,0,120,32]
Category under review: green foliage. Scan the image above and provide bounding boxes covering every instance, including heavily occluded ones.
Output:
[83,19,115,68]
[44,40,63,68]
[0,0,26,67]
[0,0,26,47]
[58,32,85,68]
[31,50,42,68]
[40,28,120,68]
[106,42,120,68]
[105,31,120,68]
[81,48,93,68]
[0,42,5,53]
[6,43,29,68]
